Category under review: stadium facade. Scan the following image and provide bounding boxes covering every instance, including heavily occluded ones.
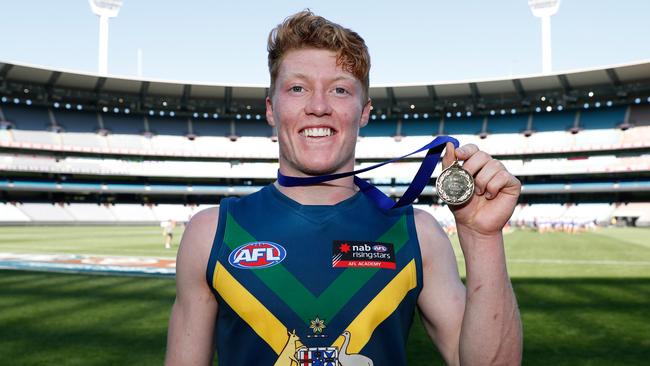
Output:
[0,60,649,227]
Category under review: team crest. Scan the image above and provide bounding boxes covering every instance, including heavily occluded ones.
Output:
[274,329,374,366]
[228,241,286,269]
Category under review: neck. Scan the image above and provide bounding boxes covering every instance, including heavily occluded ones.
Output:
[274,176,357,205]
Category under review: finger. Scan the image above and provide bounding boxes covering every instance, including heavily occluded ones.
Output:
[442,142,456,170]
[473,159,504,195]
[460,150,492,177]
[455,144,479,161]
[485,169,520,199]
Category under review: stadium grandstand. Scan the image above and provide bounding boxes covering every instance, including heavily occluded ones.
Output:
[1,60,649,228]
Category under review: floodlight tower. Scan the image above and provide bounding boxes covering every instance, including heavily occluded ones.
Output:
[89,0,124,76]
[528,0,561,74]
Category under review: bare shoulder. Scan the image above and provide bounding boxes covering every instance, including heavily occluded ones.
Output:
[413,207,452,266]
[176,206,220,279]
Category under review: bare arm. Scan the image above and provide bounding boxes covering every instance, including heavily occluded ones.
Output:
[165,207,220,366]
[416,208,466,365]
[450,143,522,365]
[417,142,523,365]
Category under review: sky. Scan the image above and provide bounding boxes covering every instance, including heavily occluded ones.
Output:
[1,0,649,86]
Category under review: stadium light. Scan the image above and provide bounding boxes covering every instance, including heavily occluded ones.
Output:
[606,100,613,107]
[88,0,124,76]
[529,0,561,74]
[1,97,7,103]
[634,98,641,104]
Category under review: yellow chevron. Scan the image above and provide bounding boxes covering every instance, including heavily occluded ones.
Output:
[214,259,417,356]
[331,259,418,353]
[213,261,287,354]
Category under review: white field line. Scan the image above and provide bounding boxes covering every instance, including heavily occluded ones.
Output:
[456,257,650,266]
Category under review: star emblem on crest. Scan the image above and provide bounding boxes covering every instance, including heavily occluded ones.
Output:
[309,316,327,334]
[339,243,350,253]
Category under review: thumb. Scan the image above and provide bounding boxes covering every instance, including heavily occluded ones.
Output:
[442,142,456,170]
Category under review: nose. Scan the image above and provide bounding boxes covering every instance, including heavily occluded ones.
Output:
[304,89,332,116]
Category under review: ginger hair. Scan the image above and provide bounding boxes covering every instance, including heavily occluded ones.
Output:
[267,10,370,101]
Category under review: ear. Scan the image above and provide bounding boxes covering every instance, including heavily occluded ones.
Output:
[265,96,276,127]
[359,98,372,128]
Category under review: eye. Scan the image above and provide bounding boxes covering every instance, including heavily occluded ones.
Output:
[334,87,349,95]
[290,85,304,93]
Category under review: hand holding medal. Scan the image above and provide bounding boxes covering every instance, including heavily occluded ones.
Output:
[440,142,521,236]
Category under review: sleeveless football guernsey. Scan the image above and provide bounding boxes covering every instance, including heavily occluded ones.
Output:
[206,184,424,365]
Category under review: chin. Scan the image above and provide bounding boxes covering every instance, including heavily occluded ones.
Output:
[293,159,347,176]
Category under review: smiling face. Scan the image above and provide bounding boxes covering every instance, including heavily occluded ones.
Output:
[266,48,371,177]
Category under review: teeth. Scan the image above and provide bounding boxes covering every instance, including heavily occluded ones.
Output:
[301,127,333,137]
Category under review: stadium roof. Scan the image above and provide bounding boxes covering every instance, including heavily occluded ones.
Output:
[2,59,650,118]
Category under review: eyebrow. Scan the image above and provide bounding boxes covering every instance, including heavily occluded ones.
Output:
[285,73,357,84]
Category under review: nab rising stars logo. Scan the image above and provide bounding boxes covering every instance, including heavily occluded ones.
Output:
[228,241,286,269]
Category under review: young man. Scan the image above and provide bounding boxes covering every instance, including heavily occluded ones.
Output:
[166,11,522,366]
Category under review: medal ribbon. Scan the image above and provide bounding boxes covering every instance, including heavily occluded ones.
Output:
[277,135,459,210]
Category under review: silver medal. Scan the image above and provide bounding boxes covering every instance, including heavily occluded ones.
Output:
[436,160,474,206]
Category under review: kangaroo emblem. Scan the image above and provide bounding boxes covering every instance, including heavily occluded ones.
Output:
[274,329,303,366]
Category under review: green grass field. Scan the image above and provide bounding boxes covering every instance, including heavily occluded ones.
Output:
[1,226,649,365]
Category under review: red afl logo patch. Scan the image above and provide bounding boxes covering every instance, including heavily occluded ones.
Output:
[228,242,286,269]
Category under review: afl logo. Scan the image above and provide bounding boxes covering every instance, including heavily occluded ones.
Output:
[228,241,286,269]
[372,244,388,252]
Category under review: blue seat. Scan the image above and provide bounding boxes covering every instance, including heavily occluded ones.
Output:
[532,111,576,132]
[579,106,626,130]
[401,119,440,136]
[486,114,529,134]
[444,116,483,135]
[235,120,273,137]
[361,119,397,137]
[148,116,188,136]
[2,105,51,131]
[54,110,100,133]
[103,114,145,134]
[192,119,231,137]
